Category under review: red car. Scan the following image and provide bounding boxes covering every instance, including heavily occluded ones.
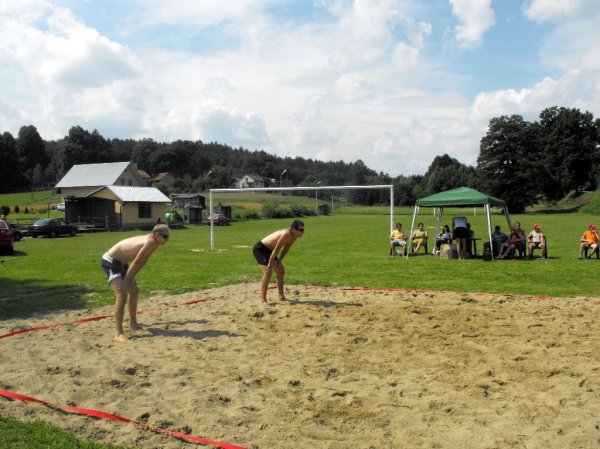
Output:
[0,220,15,255]
[207,213,231,225]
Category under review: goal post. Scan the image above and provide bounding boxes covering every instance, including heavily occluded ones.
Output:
[208,185,394,252]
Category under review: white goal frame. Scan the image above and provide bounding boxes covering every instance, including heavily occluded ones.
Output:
[208,185,394,252]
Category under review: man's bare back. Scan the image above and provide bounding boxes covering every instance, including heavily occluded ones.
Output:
[261,228,297,250]
[107,234,159,264]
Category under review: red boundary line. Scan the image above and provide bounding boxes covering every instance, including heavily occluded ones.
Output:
[0,389,246,449]
[0,298,211,340]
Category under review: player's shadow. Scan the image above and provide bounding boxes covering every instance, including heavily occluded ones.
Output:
[288,299,363,308]
[140,320,243,340]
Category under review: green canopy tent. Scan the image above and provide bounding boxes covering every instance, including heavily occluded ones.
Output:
[407,187,512,260]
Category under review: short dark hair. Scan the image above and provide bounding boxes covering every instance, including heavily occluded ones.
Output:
[291,219,304,230]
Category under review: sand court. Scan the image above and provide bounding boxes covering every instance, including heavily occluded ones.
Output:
[1,284,600,449]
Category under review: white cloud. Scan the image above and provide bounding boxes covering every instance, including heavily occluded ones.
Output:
[392,42,420,70]
[523,0,593,22]
[523,1,600,75]
[449,0,495,48]
[2,1,600,176]
[130,0,269,28]
[470,69,600,132]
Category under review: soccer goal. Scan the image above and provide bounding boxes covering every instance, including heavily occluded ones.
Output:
[208,185,394,251]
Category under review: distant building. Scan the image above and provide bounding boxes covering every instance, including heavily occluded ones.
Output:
[171,193,206,225]
[55,162,171,229]
[235,174,265,189]
[171,193,206,209]
[138,169,152,186]
[151,172,175,187]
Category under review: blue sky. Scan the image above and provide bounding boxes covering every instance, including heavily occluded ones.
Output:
[1,0,599,176]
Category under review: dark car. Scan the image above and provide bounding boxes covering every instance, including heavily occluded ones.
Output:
[28,218,78,238]
[0,220,14,255]
[9,224,23,241]
[207,213,231,225]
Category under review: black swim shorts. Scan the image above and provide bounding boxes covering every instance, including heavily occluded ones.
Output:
[253,241,277,266]
[101,253,129,283]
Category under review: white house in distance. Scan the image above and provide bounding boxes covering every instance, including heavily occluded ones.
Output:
[235,174,265,189]
[55,161,171,229]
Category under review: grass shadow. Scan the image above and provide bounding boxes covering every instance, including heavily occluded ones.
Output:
[0,279,93,320]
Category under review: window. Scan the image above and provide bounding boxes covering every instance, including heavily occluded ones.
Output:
[138,203,152,218]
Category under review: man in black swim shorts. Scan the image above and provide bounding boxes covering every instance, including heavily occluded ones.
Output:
[253,219,304,304]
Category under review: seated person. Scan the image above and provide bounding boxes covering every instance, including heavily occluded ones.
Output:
[512,221,527,257]
[389,223,407,256]
[411,222,428,255]
[491,225,508,257]
[452,216,468,260]
[527,223,547,259]
[434,224,452,255]
[497,228,524,259]
[580,224,599,258]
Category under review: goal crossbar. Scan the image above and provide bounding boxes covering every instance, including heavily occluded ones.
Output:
[208,185,394,251]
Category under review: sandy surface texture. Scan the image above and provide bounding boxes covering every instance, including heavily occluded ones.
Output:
[1,284,600,449]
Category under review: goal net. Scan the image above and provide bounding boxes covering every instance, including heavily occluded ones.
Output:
[208,185,394,251]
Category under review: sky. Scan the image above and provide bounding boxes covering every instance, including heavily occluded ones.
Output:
[1,0,599,177]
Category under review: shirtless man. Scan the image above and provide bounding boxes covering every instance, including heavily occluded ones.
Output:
[252,219,304,304]
[101,224,170,341]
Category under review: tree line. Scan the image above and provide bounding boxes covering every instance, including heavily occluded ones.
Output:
[1,106,599,212]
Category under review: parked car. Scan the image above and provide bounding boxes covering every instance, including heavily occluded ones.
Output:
[28,218,78,238]
[56,203,66,212]
[9,224,23,241]
[207,213,231,225]
[0,220,14,255]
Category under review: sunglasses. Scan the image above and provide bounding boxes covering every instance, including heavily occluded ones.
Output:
[297,228,305,233]
[159,234,169,239]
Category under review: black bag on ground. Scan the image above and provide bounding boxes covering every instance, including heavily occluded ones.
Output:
[482,242,493,261]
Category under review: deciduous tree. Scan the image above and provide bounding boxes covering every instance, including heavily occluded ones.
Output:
[477,115,540,213]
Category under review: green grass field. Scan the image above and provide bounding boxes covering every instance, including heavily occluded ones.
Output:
[1,194,600,448]
[1,211,599,319]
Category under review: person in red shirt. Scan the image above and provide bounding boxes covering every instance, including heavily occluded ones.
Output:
[497,228,524,259]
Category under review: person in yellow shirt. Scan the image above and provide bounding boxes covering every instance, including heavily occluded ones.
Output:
[579,223,599,258]
[389,223,407,256]
[411,222,429,255]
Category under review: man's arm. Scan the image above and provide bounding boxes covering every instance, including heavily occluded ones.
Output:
[267,230,292,267]
[124,239,159,284]
[278,245,293,261]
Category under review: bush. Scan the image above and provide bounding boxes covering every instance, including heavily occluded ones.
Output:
[233,206,260,221]
[290,204,316,217]
[263,201,318,219]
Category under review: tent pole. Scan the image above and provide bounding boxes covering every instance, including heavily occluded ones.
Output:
[434,207,443,233]
[503,206,512,230]
[209,190,214,252]
[390,185,394,232]
[407,205,419,259]
[485,204,494,260]
[434,207,443,253]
